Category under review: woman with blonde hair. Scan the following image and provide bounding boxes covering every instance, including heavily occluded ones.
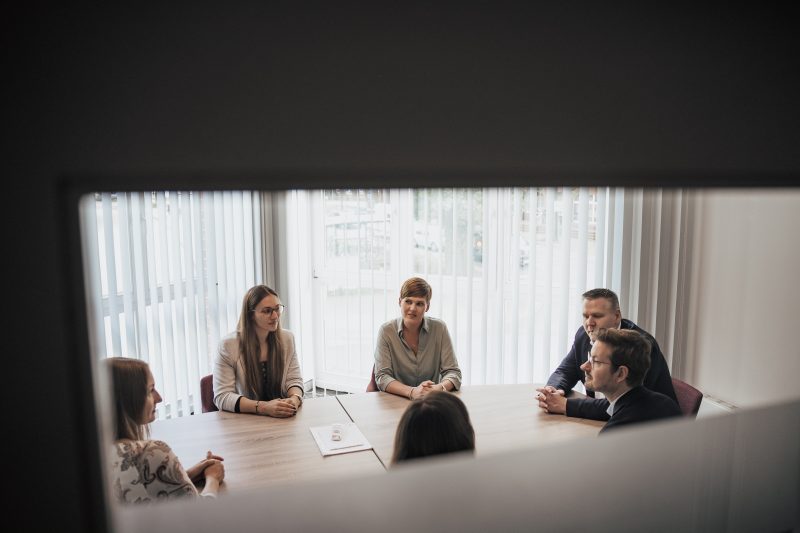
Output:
[213,285,305,417]
[107,357,225,503]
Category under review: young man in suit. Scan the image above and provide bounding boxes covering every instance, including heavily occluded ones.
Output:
[582,328,681,433]
[536,288,677,420]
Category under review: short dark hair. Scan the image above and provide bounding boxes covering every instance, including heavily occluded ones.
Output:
[594,328,651,387]
[391,392,475,464]
[582,288,620,311]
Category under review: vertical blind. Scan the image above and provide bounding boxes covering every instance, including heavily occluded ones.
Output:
[82,187,689,414]
[286,188,622,392]
[80,191,264,418]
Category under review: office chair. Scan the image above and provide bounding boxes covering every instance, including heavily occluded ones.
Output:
[201,374,218,413]
[672,377,703,417]
[366,366,379,392]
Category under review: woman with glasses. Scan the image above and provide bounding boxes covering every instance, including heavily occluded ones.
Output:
[213,285,305,417]
[107,357,225,503]
[373,277,462,399]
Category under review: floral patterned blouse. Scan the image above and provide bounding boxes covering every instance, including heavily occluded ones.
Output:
[111,440,197,504]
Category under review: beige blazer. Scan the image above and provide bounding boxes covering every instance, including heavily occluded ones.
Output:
[213,329,304,412]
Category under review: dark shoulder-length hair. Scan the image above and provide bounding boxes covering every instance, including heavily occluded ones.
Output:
[106,357,150,441]
[237,284,285,400]
[391,391,475,464]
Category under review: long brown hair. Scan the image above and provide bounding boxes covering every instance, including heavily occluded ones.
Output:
[106,357,150,441]
[237,284,285,400]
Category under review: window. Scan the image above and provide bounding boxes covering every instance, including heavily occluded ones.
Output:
[285,187,610,392]
[80,191,264,418]
[83,186,663,414]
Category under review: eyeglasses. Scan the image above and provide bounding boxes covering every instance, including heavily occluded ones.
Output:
[587,352,613,368]
[254,304,285,317]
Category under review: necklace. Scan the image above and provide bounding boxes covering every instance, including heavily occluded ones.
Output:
[404,334,419,353]
[402,324,421,353]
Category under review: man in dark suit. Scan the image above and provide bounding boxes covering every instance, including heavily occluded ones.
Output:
[580,328,681,433]
[536,288,677,421]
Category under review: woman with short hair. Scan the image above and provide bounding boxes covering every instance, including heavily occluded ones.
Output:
[374,277,462,399]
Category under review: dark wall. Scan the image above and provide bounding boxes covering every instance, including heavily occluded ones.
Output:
[5,4,798,530]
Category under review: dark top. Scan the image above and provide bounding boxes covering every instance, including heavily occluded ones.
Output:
[235,361,276,412]
[600,386,682,433]
[546,319,678,421]
[258,361,278,401]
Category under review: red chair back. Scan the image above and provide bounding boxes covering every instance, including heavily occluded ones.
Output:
[366,366,379,392]
[201,374,218,413]
[672,377,702,417]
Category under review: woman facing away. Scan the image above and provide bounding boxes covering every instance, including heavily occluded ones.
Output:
[107,357,225,503]
[213,285,305,417]
[391,391,476,464]
[374,277,462,399]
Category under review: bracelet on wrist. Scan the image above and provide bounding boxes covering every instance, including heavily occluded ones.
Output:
[408,387,414,400]
[255,401,260,415]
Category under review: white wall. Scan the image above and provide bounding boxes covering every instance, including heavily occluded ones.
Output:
[687,189,800,407]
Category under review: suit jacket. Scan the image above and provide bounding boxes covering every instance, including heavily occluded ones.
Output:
[546,319,678,421]
[600,386,682,433]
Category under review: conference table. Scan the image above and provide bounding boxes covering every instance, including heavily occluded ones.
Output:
[150,395,385,491]
[339,384,605,466]
[150,384,604,493]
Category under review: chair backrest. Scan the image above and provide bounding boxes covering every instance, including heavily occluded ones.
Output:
[672,377,702,417]
[366,366,379,392]
[201,374,218,413]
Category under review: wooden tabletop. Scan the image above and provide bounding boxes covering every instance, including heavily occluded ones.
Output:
[150,395,385,492]
[337,384,605,465]
[150,384,604,492]
[335,390,409,467]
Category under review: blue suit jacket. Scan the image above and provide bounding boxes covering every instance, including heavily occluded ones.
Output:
[546,319,678,421]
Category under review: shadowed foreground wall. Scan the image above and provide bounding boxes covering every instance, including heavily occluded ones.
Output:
[6,3,798,531]
[116,398,799,532]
